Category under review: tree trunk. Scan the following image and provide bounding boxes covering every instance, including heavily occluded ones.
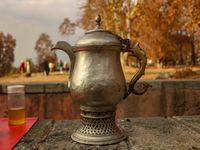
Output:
[179,43,183,65]
[191,41,196,65]
[120,0,132,67]
[111,0,127,67]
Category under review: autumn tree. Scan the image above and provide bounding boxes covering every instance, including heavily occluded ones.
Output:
[179,0,200,65]
[59,0,140,66]
[77,0,142,66]
[34,33,57,67]
[59,0,200,67]
[133,0,200,67]
[0,32,16,77]
[132,1,169,67]
[165,0,200,65]
[59,18,76,36]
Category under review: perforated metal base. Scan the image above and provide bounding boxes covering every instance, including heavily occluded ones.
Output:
[71,106,126,145]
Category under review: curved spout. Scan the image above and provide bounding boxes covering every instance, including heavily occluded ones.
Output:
[51,41,75,90]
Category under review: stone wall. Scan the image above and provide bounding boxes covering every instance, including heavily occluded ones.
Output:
[1,79,200,120]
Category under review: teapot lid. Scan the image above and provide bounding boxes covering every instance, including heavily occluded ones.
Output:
[73,15,122,49]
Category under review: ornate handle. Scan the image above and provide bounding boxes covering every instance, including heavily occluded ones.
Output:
[123,43,152,99]
[111,33,152,99]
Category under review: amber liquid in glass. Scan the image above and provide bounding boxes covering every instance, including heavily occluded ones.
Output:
[8,107,25,125]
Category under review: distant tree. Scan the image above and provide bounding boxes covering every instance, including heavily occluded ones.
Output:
[59,18,76,36]
[0,32,16,77]
[34,33,57,68]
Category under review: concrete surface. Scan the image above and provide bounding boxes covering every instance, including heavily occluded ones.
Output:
[13,116,200,150]
[1,79,200,94]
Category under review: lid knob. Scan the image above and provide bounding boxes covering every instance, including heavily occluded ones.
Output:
[95,14,101,27]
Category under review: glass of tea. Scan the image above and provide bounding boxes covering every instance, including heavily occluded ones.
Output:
[7,85,25,125]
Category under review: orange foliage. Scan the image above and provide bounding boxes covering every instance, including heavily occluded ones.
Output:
[59,0,200,65]
[134,0,200,64]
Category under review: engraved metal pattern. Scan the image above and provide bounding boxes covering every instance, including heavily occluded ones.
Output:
[77,116,120,135]
[71,109,126,145]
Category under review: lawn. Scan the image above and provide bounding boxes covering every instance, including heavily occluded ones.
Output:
[0,66,199,83]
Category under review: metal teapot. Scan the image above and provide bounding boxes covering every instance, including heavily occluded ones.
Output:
[52,15,151,145]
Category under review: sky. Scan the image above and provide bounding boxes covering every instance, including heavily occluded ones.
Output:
[0,0,85,67]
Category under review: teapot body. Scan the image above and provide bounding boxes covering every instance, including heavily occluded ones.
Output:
[51,15,151,145]
[70,47,126,107]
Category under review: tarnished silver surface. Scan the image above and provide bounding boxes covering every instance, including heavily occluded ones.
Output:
[51,14,151,145]
[70,49,126,107]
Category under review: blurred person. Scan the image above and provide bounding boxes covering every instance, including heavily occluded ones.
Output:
[51,63,54,72]
[42,59,49,76]
[66,63,69,72]
[49,62,54,72]
[26,61,30,74]
[49,62,52,72]
[63,61,69,72]
[25,60,31,77]
[20,60,24,74]
[59,60,63,73]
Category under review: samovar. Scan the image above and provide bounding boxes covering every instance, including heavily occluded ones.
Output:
[52,15,151,145]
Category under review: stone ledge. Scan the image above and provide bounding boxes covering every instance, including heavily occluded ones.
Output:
[13,116,200,150]
[0,81,69,94]
[13,119,54,150]
[0,79,200,94]
[173,115,200,134]
[25,83,44,93]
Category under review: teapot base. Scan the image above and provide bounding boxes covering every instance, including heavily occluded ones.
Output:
[71,106,126,145]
